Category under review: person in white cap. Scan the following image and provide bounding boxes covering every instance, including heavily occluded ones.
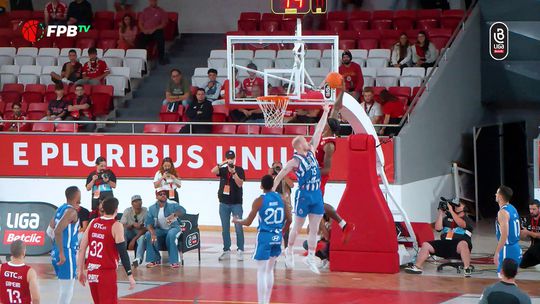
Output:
[120,195,148,267]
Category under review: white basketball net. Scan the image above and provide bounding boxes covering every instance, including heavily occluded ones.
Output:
[256,96,290,128]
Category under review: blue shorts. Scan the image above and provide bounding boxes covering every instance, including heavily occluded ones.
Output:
[498,244,522,273]
[294,189,324,218]
[253,232,282,261]
[51,246,77,280]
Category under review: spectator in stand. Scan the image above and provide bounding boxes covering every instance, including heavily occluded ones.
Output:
[3,102,29,131]
[153,157,182,203]
[479,258,531,304]
[114,0,133,12]
[378,89,406,136]
[180,88,214,134]
[243,63,264,98]
[85,156,117,212]
[219,67,243,106]
[42,83,68,121]
[44,0,67,25]
[339,50,363,100]
[520,199,540,269]
[121,195,148,267]
[229,86,264,123]
[65,84,94,131]
[205,68,222,102]
[76,47,110,85]
[51,49,82,85]
[138,0,169,65]
[412,31,438,68]
[390,33,412,69]
[118,14,138,50]
[163,68,190,112]
[360,87,382,125]
[66,0,92,26]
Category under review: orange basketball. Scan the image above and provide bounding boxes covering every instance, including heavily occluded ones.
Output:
[325,72,343,89]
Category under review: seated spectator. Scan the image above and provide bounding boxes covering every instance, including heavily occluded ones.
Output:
[520,199,540,269]
[121,195,148,267]
[404,201,474,277]
[242,63,264,98]
[44,0,67,25]
[76,47,110,85]
[163,69,190,111]
[229,85,264,123]
[51,49,82,85]
[42,83,69,121]
[378,89,406,136]
[180,88,214,134]
[360,87,382,125]
[138,0,169,65]
[153,157,182,203]
[66,84,94,131]
[339,50,363,100]
[114,0,133,12]
[412,31,438,68]
[2,102,29,132]
[479,258,531,304]
[205,68,222,102]
[218,68,243,106]
[118,14,138,50]
[66,0,92,26]
[288,108,320,124]
[390,33,412,69]
[145,189,186,269]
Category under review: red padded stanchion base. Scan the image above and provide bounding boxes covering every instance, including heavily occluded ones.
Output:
[330,251,400,274]
[411,222,435,245]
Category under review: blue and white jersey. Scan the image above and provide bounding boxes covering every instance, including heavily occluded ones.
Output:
[53,203,79,250]
[496,203,520,246]
[293,151,321,191]
[258,192,285,234]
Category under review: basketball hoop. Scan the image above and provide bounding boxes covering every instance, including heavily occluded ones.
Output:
[256,96,290,128]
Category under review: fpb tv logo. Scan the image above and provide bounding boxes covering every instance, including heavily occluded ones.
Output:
[19,20,91,43]
[489,22,509,61]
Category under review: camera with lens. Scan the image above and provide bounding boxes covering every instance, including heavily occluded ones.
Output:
[272,166,282,176]
[228,163,235,169]
[438,197,459,212]
[100,172,110,180]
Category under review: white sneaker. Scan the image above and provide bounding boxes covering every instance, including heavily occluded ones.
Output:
[320,259,329,270]
[218,251,231,261]
[284,249,295,269]
[237,250,244,261]
[304,256,320,274]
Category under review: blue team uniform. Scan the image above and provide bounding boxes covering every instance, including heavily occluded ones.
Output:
[51,203,79,279]
[495,203,522,272]
[293,151,324,217]
[254,192,285,260]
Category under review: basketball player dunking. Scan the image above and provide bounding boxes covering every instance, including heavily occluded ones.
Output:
[77,197,136,303]
[272,103,330,274]
[0,240,40,304]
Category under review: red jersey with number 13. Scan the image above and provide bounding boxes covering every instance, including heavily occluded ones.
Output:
[0,262,32,304]
[316,137,337,177]
[86,217,119,271]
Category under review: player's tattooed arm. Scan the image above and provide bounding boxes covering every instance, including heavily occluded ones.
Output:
[233,197,263,226]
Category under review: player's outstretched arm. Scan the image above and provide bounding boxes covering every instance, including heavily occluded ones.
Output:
[28,268,40,304]
[233,197,263,226]
[76,222,91,287]
[320,143,336,176]
[330,80,346,120]
[112,222,136,290]
[272,158,299,192]
[310,103,331,152]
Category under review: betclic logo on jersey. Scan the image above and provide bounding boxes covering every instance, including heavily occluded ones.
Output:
[489,22,509,60]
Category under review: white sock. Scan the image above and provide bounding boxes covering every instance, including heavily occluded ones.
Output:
[257,260,268,304]
[265,257,277,304]
[339,220,347,229]
[58,279,75,304]
[287,216,306,250]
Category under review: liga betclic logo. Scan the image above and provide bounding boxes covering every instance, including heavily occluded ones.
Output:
[19,19,91,43]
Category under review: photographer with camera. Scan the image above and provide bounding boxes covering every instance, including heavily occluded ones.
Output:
[268,161,294,247]
[405,198,474,277]
[153,157,182,203]
[85,156,117,213]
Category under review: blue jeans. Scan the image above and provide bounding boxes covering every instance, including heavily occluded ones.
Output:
[124,228,146,260]
[145,227,181,264]
[219,203,244,251]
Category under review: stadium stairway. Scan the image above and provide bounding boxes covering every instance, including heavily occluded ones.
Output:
[102,34,223,133]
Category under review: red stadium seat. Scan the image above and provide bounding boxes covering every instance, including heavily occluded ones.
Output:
[212,104,228,122]
[8,10,32,22]
[280,19,297,32]
[11,37,32,48]
[166,124,184,133]
[371,20,393,30]
[32,122,55,132]
[328,11,348,21]
[339,40,357,50]
[441,10,464,29]
[78,29,99,39]
[348,19,369,31]
[380,29,400,40]
[1,91,22,104]
[27,111,46,120]
[262,13,282,22]
[99,30,120,40]
[159,112,180,122]
[388,87,411,99]
[236,124,261,135]
[326,20,346,33]
[95,11,115,20]
[164,12,179,41]
[76,38,96,49]
[28,103,48,113]
[55,123,79,132]
[0,101,5,114]
[34,37,54,48]
[25,84,46,94]
[372,10,393,21]
[97,38,117,50]
[372,86,386,96]
[90,85,114,116]
[55,37,76,49]
[428,28,452,38]
[260,20,280,32]
[412,86,424,98]
[240,12,261,21]
[22,91,44,104]
[93,19,114,31]
[238,19,258,32]
[357,39,379,50]
[0,36,11,47]
[284,125,309,135]
[143,124,166,133]
[3,84,24,93]
[32,10,44,21]
[0,13,10,28]
[416,19,439,30]
[339,30,359,40]
[393,10,416,30]
[212,124,236,134]
[417,9,442,21]
[430,37,449,50]
[379,38,396,49]
[261,127,283,135]
[349,11,371,21]
[406,29,421,44]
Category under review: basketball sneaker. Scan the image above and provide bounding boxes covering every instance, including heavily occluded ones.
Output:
[404,265,423,274]
[463,267,472,278]
[284,249,295,269]
[237,250,244,261]
[304,255,321,274]
[218,251,231,261]
[132,257,142,268]
[171,263,180,269]
[146,260,161,268]
[342,223,356,244]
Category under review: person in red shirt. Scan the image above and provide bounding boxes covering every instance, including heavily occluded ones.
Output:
[77,197,136,303]
[378,89,406,136]
[3,102,30,131]
[242,63,264,98]
[44,0,67,25]
[138,0,169,65]
[0,240,40,304]
[338,50,363,100]
[76,47,110,85]
[51,49,83,85]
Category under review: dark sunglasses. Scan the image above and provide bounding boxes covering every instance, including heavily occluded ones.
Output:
[157,192,167,196]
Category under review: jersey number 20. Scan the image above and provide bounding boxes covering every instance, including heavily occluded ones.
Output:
[89,240,104,258]
[264,207,284,225]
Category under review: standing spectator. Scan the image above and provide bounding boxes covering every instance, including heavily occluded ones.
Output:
[163,69,190,111]
[390,33,412,69]
[144,189,186,269]
[479,258,532,304]
[520,199,540,269]
[51,49,82,85]
[360,87,383,125]
[44,0,67,25]
[76,47,110,85]
[379,89,406,136]
[77,204,90,235]
[3,102,29,131]
[242,63,264,98]
[138,0,169,65]
[339,50,363,100]
[412,31,438,68]
[153,157,182,203]
[205,68,222,102]
[121,195,148,267]
[85,156,117,212]
[118,14,138,50]
[269,161,294,248]
[210,150,246,261]
[66,84,93,131]
[66,0,92,26]
[180,88,214,134]
[42,83,68,121]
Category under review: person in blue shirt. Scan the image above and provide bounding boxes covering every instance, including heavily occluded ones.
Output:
[272,103,330,274]
[495,185,522,274]
[234,175,292,304]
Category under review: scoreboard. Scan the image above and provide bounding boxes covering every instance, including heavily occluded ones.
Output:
[271,0,327,14]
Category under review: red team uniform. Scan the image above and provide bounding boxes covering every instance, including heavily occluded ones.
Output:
[86,217,119,304]
[242,77,264,97]
[339,62,363,94]
[316,136,337,196]
[0,262,32,304]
